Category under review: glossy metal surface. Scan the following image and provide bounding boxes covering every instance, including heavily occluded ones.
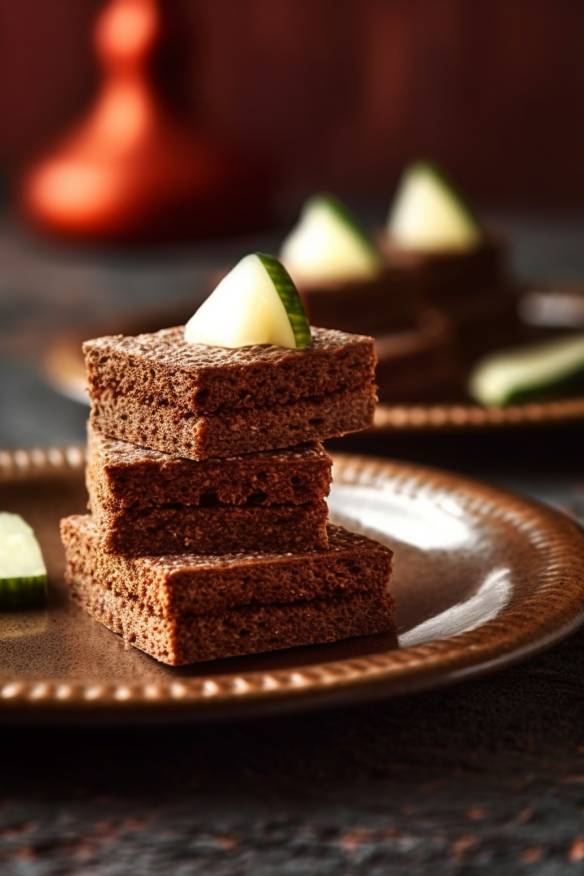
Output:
[1,448,583,722]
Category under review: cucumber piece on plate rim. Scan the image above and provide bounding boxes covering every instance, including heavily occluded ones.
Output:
[469,333,584,407]
[0,512,48,608]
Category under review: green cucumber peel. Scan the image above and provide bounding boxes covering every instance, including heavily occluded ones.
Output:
[255,252,312,349]
[0,575,47,608]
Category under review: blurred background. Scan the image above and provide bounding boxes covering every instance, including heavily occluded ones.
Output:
[2,0,584,208]
[1,0,584,451]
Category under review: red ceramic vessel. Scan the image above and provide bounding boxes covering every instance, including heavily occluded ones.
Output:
[20,0,271,244]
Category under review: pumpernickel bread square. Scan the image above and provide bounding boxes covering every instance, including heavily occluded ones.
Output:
[61,516,394,665]
[86,426,331,554]
[89,501,330,556]
[86,425,332,511]
[84,326,377,460]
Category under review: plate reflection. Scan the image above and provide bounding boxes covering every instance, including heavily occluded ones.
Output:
[400,567,512,645]
[329,483,473,550]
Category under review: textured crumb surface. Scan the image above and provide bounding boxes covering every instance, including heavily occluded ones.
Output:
[83,325,376,415]
[87,424,332,511]
[61,515,393,617]
[89,383,377,461]
[90,500,330,556]
[61,515,394,664]
[69,575,394,665]
[69,577,393,666]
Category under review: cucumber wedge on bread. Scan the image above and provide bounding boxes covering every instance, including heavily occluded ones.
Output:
[282,194,381,282]
[388,161,482,252]
[184,253,311,349]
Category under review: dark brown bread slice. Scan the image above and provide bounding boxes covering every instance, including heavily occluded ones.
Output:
[83,325,376,415]
[61,516,393,619]
[86,425,331,511]
[62,516,394,666]
[375,311,459,402]
[379,236,521,364]
[89,383,376,461]
[92,501,329,555]
[379,235,507,307]
[68,575,395,665]
[297,266,421,335]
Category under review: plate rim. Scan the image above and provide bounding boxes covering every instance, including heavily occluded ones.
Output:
[1,445,584,719]
[374,397,584,432]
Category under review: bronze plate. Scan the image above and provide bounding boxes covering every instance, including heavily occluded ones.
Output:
[1,447,583,723]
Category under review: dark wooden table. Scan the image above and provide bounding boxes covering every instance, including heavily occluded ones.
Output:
[1,218,583,875]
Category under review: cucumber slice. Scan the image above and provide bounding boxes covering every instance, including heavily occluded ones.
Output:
[469,334,584,407]
[0,513,47,608]
[281,193,381,282]
[388,161,482,251]
[184,253,311,349]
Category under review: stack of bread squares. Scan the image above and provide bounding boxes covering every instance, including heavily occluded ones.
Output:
[61,259,395,666]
